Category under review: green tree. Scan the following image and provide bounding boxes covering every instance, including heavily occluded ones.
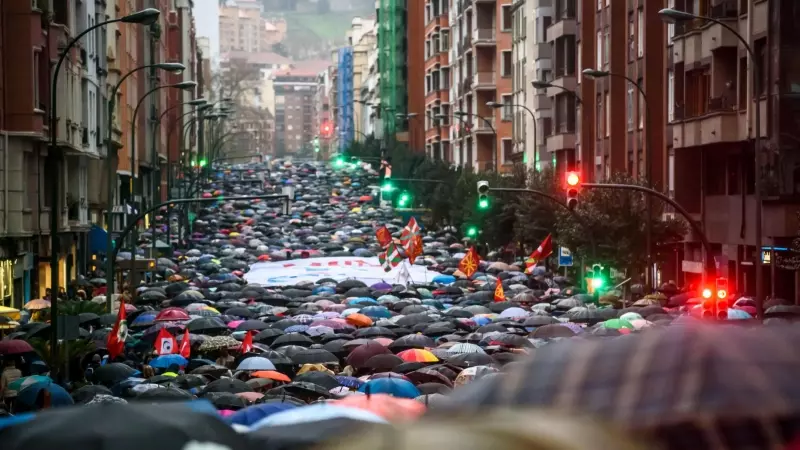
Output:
[29,337,96,369]
[554,172,687,273]
[512,167,562,252]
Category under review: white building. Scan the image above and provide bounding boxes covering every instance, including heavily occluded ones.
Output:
[513,0,552,171]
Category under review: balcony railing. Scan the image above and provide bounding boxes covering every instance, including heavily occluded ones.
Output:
[473,71,495,86]
[472,28,496,43]
[474,117,495,133]
[708,96,737,113]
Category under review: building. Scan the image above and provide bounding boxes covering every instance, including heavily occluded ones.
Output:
[449,0,514,171]
[377,0,425,151]
[360,45,381,138]
[667,0,800,300]
[422,0,452,161]
[512,0,552,170]
[272,71,322,156]
[336,47,355,152]
[348,18,377,142]
[219,0,286,54]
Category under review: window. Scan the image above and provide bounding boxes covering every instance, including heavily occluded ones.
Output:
[637,9,644,58]
[628,14,635,61]
[502,94,513,121]
[596,31,603,68]
[605,93,610,137]
[627,86,634,130]
[667,0,675,44]
[597,0,602,10]
[441,30,450,51]
[576,45,581,82]
[638,79,644,129]
[33,50,41,110]
[667,70,675,121]
[501,51,512,77]
[603,28,610,66]
[501,5,512,31]
[596,94,603,139]
[502,139,514,162]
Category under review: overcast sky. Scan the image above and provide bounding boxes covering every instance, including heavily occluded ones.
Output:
[192,0,220,61]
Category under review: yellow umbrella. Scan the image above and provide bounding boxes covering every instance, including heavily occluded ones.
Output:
[0,306,21,320]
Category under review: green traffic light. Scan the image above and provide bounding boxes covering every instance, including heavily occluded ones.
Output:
[199,159,207,167]
[591,278,605,289]
[478,198,489,209]
[398,193,410,207]
[333,158,345,168]
[466,226,478,237]
[381,182,394,192]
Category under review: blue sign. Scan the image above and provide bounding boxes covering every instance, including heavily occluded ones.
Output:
[558,247,573,267]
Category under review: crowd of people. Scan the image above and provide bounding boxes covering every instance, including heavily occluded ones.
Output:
[0,158,799,450]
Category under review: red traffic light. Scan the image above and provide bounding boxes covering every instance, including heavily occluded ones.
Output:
[701,288,713,299]
[566,171,581,187]
[320,120,333,138]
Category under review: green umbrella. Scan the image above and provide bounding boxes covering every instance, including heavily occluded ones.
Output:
[601,319,635,330]
[8,375,51,392]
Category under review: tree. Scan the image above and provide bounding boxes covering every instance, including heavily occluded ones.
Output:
[271,42,290,58]
[512,167,562,252]
[210,58,263,107]
[554,172,687,274]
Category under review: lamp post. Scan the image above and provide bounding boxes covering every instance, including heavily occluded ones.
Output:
[487,101,537,170]
[49,7,160,361]
[453,111,498,172]
[124,81,195,304]
[582,68,655,290]
[658,8,764,318]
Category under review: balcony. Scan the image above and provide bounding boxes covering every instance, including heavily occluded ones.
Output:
[473,117,495,134]
[545,71,577,98]
[472,72,495,90]
[426,88,450,105]
[472,28,496,45]
[546,132,576,152]
[672,96,741,149]
[546,17,576,42]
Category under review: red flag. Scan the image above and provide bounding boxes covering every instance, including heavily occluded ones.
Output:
[240,330,254,353]
[375,225,392,248]
[154,328,177,355]
[179,328,191,359]
[400,218,423,264]
[458,247,480,278]
[494,278,506,302]
[106,299,128,361]
[525,234,553,273]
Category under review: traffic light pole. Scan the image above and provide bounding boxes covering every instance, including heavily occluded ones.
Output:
[488,187,597,261]
[105,194,289,311]
[582,183,716,278]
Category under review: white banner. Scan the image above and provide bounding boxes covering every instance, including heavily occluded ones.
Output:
[158,337,174,355]
[244,257,442,286]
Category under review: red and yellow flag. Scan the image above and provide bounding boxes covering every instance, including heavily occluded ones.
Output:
[458,247,480,278]
[494,278,506,302]
[375,225,392,248]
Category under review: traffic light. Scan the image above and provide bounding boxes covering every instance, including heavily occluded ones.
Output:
[477,181,490,210]
[397,191,412,208]
[590,264,606,289]
[466,225,479,238]
[313,137,320,153]
[565,171,581,209]
[198,158,207,167]
[715,277,729,320]
[333,156,345,168]
[380,180,394,192]
[320,120,333,138]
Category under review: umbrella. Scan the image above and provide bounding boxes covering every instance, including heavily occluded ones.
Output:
[150,354,188,369]
[226,402,298,427]
[248,417,388,449]
[251,371,291,383]
[236,357,277,371]
[397,349,439,363]
[334,393,427,420]
[358,377,421,399]
[294,371,341,390]
[203,378,253,394]
[0,340,33,355]
[8,375,51,392]
[92,363,138,385]
[250,402,387,428]
[0,402,250,450]
[71,385,113,404]
[16,381,73,411]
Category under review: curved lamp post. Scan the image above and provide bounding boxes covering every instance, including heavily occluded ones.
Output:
[49,7,159,363]
[487,101,538,170]
[658,7,764,317]
[453,111,498,172]
[582,67,655,289]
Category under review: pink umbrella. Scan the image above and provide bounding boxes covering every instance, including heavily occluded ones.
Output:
[236,391,264,402]
[155,308,190,322]
[218,409,236,417]
[227,320,244,329]
[309,319,350,329]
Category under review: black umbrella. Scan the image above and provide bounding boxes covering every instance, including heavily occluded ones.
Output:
[134,387,194,402]
[0,402,250,450]
[203,391,248,410]
[365,354,404,372]
[266,381,332,399]
[202,378,253,394]
[446,352,496,368]
[272,333,314,348]
[71,385,113,404]
[293,371,341,390]
[249,418,387,450]
[236,319,270,332]
[290,348,339,365]
[92,363,137,386]
[186,317,228,334]
[389,334,436,351]
[254,328,285,345]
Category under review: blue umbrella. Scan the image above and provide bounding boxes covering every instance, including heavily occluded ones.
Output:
[236,357,276,371]
[358,378,420,399]
[226,403,297,426]
[360,306,392,319]
[284,325,309,334]
[249,403,387,429]
[17,381,73,409]
[432,275,456,285]
[131,313,157,327]
[348,297,378,306]
[728,308,753,320]
[312,286,335,295]
[150,354,188,369]
[335,376,364,389]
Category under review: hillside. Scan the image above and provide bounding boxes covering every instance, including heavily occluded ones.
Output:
[276,7,374,59]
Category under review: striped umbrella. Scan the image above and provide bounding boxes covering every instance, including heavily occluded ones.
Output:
[397,349,439,363]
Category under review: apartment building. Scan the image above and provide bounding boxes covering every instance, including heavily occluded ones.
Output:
[423,0,452,161]
[272,71,322,156]
[219,0,279,54]
[511,0,552,170]
[348,18,377,141]
[377,0,425,151]
[360,42,381,138]
[449,0,514,171]
[668,0,800,299]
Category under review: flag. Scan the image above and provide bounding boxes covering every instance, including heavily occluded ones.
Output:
[179,328,191,359]
[379,242,405,272]
[155,328,177,355]
[241,330,254,353]
[381,160,392,178]
[525,234,553,273]
[106,299,128,361]
[400,218,423,264]
[494,278,506,302]
[375,225,392,248]
[458,247,480,278]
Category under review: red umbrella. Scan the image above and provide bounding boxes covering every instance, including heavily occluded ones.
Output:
[155,309,190,322]
[0,339,33,355]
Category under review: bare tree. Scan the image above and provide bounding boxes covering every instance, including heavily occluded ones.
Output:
[209,57,263,106]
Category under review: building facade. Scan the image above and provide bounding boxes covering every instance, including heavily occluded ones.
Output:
[272,72,322,156]
[423,0,452,161]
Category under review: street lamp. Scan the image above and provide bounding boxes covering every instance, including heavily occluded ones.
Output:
[487,101,538,170]
[531,80,583,104]
[49,7,161,365]
[104,62,186,312]
[658,8,764,318]
[581,67,655,290]
[454,111,497,172]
